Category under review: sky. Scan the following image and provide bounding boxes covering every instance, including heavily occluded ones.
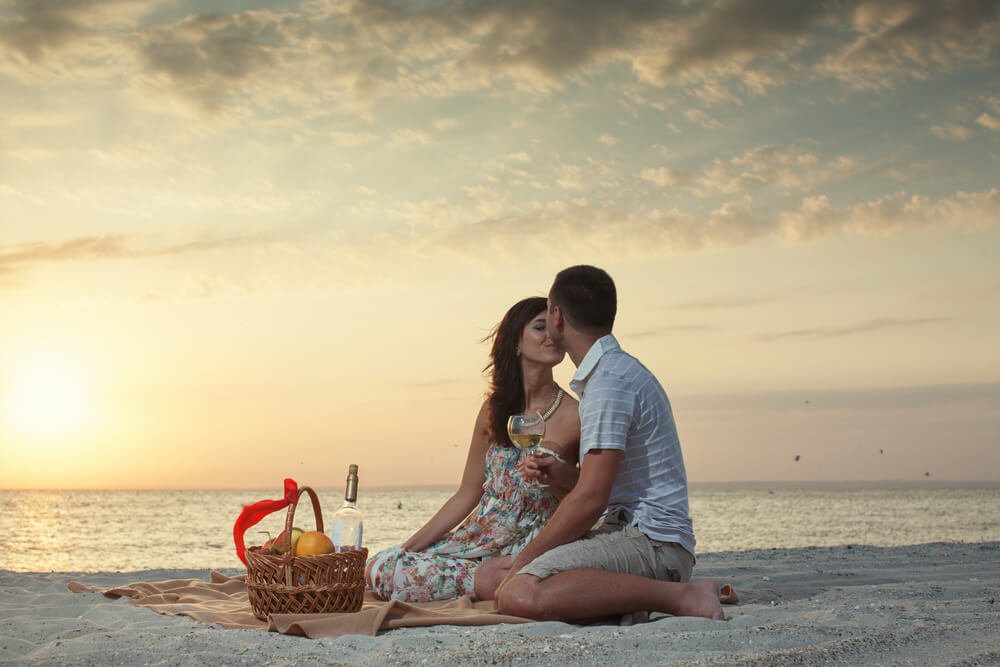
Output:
[1,0,999,490]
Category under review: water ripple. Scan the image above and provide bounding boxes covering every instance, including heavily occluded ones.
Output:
[0,485,997,571]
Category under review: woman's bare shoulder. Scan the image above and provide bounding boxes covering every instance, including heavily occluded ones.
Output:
[555,392,579,424]
[559,391,579,409]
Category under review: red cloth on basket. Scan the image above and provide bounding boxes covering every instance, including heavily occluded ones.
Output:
[233,478,299,566]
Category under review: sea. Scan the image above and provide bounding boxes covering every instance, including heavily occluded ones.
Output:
[1,483,998,573]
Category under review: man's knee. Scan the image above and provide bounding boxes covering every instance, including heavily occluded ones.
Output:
[495,574,545,619]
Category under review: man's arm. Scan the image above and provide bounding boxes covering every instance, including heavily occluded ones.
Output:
[502,448,623,582]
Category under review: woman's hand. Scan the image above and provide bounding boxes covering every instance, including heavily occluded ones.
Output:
[401,535,423,553]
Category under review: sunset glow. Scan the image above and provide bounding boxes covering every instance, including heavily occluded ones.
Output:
[3,349,96,441]
[1,0,998,489]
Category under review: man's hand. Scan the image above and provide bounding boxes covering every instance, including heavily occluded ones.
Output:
[520,446,579,494]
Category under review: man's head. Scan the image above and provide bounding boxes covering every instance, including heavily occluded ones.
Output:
[547,265,617,345]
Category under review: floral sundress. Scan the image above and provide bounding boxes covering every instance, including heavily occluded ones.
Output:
[366,442,559,602]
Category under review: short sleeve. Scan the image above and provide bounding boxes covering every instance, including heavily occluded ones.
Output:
[579,370,636,457]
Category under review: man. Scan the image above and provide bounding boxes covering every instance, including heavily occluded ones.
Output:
[495,265,722,622]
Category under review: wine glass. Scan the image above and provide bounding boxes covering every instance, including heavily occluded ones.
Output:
[508,411,547,486]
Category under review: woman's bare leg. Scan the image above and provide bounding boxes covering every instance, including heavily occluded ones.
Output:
[473,555,513,601]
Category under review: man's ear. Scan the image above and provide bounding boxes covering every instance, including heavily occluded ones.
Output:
[551,304,565,331]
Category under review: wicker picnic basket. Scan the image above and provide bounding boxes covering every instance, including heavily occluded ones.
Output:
[245,486,367,619]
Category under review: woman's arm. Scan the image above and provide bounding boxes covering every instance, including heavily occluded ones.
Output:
[401,401,491,552]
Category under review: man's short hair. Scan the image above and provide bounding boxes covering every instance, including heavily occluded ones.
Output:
[550,265,616,335]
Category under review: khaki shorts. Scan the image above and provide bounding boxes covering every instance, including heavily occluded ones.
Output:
[517,515,695,583]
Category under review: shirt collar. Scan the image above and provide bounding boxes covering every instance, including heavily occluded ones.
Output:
[569,334,620,396]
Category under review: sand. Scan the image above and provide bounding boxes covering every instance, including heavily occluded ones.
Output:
[2,541,998,666]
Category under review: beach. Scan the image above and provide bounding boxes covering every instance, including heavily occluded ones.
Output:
[2,541,997,666]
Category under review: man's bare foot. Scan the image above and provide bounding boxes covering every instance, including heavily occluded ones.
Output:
[677,579,724,620]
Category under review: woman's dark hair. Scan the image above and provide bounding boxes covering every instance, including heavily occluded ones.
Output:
[549,265,616,334]
[483,296,548,447]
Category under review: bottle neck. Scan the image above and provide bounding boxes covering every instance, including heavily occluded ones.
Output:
[344,476,358,504]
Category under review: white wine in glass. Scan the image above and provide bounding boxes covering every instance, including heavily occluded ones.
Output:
[507,411,547,486]
[509,431,544,450]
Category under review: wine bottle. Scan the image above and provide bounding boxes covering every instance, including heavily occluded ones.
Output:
[330,464,364,552]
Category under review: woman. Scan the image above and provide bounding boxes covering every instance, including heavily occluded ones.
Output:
[366,296,580,602]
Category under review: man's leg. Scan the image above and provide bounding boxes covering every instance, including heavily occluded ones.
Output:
[496,569,723,621]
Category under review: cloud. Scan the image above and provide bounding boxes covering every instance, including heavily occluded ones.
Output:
[683,108,724,129]
[976,113,1000,131]
[425,200,770,261]
[930,123,972,141]
[555,164,586,191]
[0,235,128,276]
[631,1,840,85]
[933,188,1000,228]
[598,134,620,146]
[686,144,849,196]
[6,185,995,291]
[388,128,433,146]
[425,186,999,262]
[135,10,291,112]
[779,195,840,242]
[760,316,947,341]
[783,191,959,241]
[628,324,715,339]
[116,1,692,111]
[819,0,1000,89]
[693,79,740,106]
[640,167,695,188]
[731,144,820,169]
[4,0,996,112]
[0,232,267,279]
[0,0,155,63]
[330,130,379,147]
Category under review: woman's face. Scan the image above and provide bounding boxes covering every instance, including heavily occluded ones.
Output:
[519,310,565,367]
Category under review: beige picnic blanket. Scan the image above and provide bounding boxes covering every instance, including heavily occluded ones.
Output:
[68,571,532,638]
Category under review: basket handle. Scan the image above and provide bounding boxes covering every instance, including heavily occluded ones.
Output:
[278,486,324,556]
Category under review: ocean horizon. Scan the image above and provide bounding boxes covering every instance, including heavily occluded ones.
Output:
[5,478,997,492]
[2,483,998,573]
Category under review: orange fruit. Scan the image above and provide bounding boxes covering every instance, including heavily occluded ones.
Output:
[294,531,335,556]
